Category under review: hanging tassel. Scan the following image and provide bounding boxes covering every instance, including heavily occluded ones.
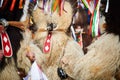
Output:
[44,0,49,14]
[105,0,109,13]
[52,0,59,12]
[71,15,77,41]
[19,0,23,9]
[10,0,16,11]
[43,0,46,10]
[59,0,62,15]
[77,0,84,9]
[71,25,77,41]
[0,0,3,7]
[0,0,8,10]
[88,12,94,35]
[91,10,97,37]
[91,0,101,37]
[81,0,93,13]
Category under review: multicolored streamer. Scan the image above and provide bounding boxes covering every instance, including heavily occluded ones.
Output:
[51,0,64,15]
[83,0,101,37]
[91,0,101,37]
[81,0,94,13]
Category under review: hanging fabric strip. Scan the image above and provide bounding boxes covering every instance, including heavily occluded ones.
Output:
[43,32,52,53]
[88,12,94,35]
[71,15,76,41]
[105,0,109,13]
[59,0,62,15]
[10,0,16,11]
[44,0,48,13]
[51,0,55,11]
[43,0,46,10]
[1,31,13,57]
[0,0,8,10]
[91,0,101,37]
[70,25,76,41]
[53,0,59,12]
[0,0,3,7]
[92,10,96,37]
[19,0,23,9]
[81,0,93,13]
[77,0,84,9]
[49,0,52,15]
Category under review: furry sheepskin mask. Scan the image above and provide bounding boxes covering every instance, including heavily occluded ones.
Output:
[32,0,73,32]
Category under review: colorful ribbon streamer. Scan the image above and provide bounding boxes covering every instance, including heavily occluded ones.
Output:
[81,0,94,13]
[91,0,101,37]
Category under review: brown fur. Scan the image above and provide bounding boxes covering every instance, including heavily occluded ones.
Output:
[31,1,84,80]
[73,33,120,80]
[17,0,120,80]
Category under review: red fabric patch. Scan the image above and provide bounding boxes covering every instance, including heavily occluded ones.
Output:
[43,32,52,53]
[1,32,13,57]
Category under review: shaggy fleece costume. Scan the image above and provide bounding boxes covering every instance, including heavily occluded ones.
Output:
[31,0,84,80]
[0,0,23,80]
[69,0,120,80]
[17,0,84,79]
[17,0,120,80]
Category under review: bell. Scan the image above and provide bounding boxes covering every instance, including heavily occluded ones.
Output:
[47,23,57,31]
[57,67,68,79]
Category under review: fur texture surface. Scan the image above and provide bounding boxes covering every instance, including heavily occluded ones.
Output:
[72,33,120,80]
[32,0,84,79]
[17,0,84,80]
[17,0,120,80]
[72,0,120,79]
[0,0,23,80]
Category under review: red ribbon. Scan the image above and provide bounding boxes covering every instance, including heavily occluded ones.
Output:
[10,0,16,11]
[43,32,52,53]
[1,31,13,57]
[19,0,23,9]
